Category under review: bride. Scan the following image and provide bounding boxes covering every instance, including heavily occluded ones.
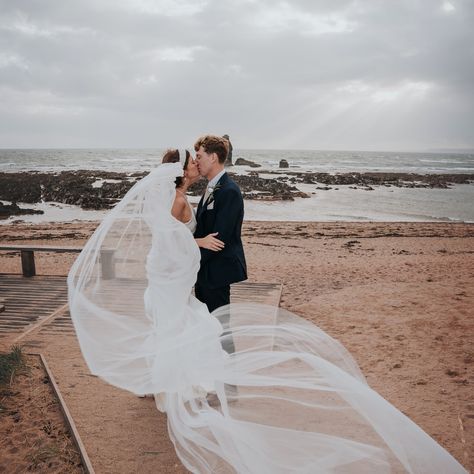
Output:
[161,148,224,252]
[68,157,467,473]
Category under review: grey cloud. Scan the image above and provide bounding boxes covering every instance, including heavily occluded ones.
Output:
[0,0,473,149]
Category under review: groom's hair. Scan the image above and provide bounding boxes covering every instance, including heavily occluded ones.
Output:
[194,135,229,164]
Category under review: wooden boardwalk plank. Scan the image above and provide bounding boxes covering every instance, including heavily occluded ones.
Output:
[0,274,68,341]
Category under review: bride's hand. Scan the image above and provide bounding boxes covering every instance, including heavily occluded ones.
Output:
[196,233,225,251]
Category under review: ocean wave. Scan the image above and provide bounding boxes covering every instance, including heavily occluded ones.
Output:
[419,159,473,164]
[2,148,474,175]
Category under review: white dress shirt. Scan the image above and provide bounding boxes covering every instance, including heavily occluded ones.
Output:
[207,169,226,190]
[204,169,226,204]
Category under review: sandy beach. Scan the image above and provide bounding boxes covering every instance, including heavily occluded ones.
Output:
[0,220,473,472]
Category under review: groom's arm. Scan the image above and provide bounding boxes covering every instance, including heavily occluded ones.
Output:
[200,187,242,266]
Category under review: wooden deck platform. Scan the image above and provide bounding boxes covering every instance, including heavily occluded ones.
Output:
[0,273,282,341]
[0,274,282,472]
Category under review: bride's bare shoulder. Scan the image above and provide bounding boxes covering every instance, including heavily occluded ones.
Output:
[174,190,188,205]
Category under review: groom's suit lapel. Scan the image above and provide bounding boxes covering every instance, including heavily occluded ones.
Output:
[196,193,206,219]
[197,172,228,220]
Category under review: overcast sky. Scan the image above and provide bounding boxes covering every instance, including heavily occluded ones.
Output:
[0,0,473,151]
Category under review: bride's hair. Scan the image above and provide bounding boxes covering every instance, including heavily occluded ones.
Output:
[162,149,190,187]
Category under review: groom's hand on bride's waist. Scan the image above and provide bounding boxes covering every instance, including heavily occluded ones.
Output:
[196,232,225,252]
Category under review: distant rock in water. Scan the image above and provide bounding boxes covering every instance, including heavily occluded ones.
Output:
[0,201,44,219]
[234,158,261,168]
[234,174,309,201]
[279,159,289,168]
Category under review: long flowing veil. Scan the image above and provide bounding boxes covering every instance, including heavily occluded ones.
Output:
[68,162,466,473]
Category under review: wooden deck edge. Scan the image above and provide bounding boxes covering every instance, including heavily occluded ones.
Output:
[31,352,95,474]
[232,281,283,306]
[13,303,69,344]
[275,283,282,306]
[0,272,70,277]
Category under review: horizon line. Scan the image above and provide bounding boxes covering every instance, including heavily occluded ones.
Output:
[0,146,473,155]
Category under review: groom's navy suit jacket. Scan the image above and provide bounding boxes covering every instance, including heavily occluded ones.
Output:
[194,172,247,290]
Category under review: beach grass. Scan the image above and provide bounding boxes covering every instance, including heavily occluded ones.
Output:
[0,345,27,392]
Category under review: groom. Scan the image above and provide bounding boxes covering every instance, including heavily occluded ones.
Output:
[193,134,247,327]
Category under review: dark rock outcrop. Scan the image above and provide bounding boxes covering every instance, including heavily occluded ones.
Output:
[264,171,474,189]
[234,158,261,168]
[0,171,143,211]
[188,173,309,201]
[0,201,44,219]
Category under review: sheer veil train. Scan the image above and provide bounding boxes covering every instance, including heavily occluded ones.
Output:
[68,162,467,473]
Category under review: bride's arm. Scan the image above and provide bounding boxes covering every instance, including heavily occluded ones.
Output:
[171,193,186,221]
[195,233,224,252]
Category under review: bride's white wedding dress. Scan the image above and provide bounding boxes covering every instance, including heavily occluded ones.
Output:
[68,163,466,473]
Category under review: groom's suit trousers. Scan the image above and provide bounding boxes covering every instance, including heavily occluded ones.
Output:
[194,282,235,355]
[194,173,246,357]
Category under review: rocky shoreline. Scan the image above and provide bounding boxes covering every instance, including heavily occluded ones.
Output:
[271,170,474,189]
[0,169,473,218]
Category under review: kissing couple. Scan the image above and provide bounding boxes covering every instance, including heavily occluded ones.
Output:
[68,134,467,473]
[162,135,247,340]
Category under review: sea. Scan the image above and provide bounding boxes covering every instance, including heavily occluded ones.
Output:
[1,148,473,223]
